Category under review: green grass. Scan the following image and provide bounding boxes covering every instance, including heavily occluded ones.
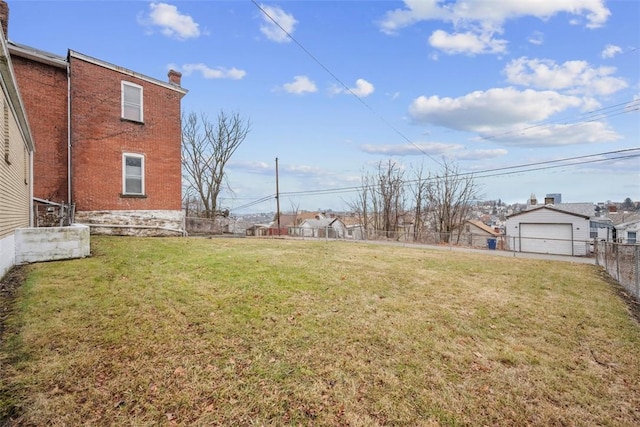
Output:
[1,236,639,426]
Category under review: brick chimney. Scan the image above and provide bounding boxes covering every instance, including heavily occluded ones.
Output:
[0,1,9,39]
[168,69,182,86]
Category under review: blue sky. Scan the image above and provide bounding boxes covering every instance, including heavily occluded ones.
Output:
[9,0,640,213]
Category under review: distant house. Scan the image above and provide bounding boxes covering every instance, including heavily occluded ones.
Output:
[340,215,365,240]
[297,217,347,239]
[615,217,640,244]
[5,1,187,236]
[506,205,590,256]
[0,10,34,278]
[245,224,270,237]
[458,220,501,248]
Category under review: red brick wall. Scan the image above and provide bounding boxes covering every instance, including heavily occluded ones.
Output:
[69,57,183,211]
[11,55,69,203]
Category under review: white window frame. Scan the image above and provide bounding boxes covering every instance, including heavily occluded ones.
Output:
[628,231,637,245]
[122,153,145,196]
[121,81,143,122]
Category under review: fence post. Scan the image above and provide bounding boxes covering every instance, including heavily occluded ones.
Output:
[636,245,639,300]
[616,244,620,282]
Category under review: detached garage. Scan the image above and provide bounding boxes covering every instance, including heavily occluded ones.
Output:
[506,206,590,256]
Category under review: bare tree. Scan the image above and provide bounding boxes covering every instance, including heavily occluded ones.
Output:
[350,160,406,239]
[376,160,405,237]
[347,169,373,237]
[409,163,429,242]
[425,159,481,243]
[182,111,250,218]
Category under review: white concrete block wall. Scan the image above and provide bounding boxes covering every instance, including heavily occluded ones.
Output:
[0,233,16,279]
[15,225,90,264]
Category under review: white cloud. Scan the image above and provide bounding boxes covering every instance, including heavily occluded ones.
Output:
[379,0,609,55]
[181,63,246,80]
[332,79,375,97]
[528,31,544,45]
[504,57,628,96]
[488,122,620,146]
[429,29,507,55]
[282,164,326,177]
[144,2,200,40]
[601,44,622,59]
[229,160,328,178]
[451,149,508,160]
[379,0,610,34]
[281,76,317,95]
[360,142,507,160]
[409,87,583,134]
[360,142,463,155]
[228,160,271,174]
[259,4,297,43]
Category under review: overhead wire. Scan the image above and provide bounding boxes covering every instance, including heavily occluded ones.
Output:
[480,99,640,141]
[231,147,640,212]
[243,3,640,212]
[250,0,443,167]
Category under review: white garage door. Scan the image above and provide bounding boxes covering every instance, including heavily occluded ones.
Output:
[520,223,573,255]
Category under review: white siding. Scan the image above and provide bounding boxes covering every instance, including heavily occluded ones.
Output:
[506,208,589,256]
[520,223,573,255]
[0,97,31,239]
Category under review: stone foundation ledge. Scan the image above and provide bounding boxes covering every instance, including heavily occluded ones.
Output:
[74,210,185,237]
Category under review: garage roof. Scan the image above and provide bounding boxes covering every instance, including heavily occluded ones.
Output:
[506,205,590,220]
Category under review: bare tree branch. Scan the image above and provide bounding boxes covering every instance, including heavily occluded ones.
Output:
[182,111,250,218]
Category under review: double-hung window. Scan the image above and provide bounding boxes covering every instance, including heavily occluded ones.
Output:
[629,231,637,245]
[121,81,143,122]
[123,153,144,196]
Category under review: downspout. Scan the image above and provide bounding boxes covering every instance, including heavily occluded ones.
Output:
[29,148,34,227]
[67,57,72,214]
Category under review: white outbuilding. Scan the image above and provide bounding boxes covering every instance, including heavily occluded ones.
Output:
[505,206,590,256]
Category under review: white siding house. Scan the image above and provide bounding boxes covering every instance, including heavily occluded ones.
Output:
[615,219,640,244]
[0,27,34,279]
[505,206,590,256]
[298,218,347,238]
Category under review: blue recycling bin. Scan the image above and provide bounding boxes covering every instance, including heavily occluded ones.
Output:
[487,238,497,250]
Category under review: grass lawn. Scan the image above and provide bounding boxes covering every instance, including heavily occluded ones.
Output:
[1,236,639,426]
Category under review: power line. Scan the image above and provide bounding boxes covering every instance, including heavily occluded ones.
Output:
[480,98,640,141]
[251,0,443,167]
[231,147,640,211]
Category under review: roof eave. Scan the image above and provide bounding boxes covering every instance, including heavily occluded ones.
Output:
[69,50,188,96]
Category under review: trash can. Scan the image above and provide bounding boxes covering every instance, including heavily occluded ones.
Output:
[487,238,497,250]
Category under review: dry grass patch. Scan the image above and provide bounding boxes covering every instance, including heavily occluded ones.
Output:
[1,236,639,426]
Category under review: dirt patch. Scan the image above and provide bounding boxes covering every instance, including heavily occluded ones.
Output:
[0,266,26,340]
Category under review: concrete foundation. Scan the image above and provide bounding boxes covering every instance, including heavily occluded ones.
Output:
[15,225,90,264]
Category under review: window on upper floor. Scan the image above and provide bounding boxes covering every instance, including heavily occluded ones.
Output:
[122,153,145,196]
[121,81,143,122]
[629,231,637,245]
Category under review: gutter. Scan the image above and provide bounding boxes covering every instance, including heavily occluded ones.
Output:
[67,57,72,209]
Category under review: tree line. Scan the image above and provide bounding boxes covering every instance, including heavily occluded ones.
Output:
[180,110,481,240]
[348,159,481,243]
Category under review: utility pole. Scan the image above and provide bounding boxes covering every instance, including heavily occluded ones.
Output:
[275,157,281,235]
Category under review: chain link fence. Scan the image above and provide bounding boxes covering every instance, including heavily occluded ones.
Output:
[287,226,505,250]
[595,241,640,300]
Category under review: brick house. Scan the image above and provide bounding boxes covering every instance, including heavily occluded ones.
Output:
[3,1,188,236]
